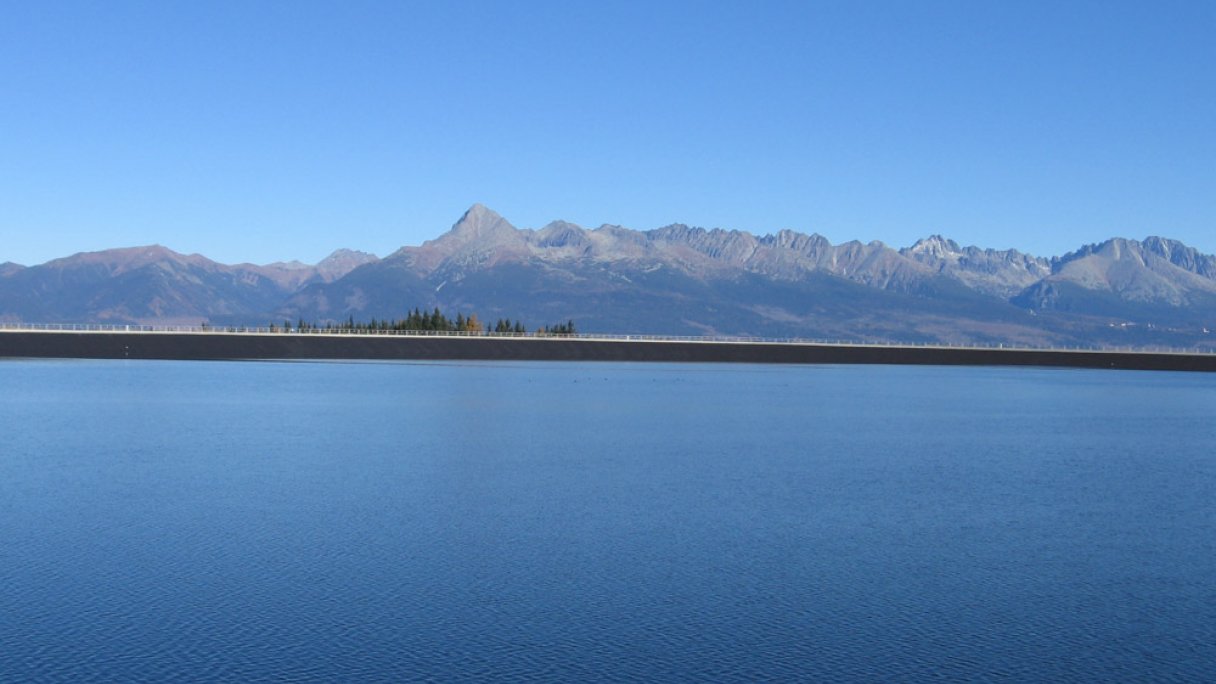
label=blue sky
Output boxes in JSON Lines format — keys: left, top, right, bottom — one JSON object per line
{"left": 2, "top": 0, "right": 1212, "bottom": 265}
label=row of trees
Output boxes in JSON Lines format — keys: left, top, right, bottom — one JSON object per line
{"left": 266, "top": 308, "right": 577, "bottom": 336}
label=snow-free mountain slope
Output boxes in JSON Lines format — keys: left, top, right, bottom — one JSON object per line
{"left": 1, "top": 205, "right": 1212, "bottom": 349}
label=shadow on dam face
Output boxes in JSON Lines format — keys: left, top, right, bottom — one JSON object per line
{"left": 2, "top": 331, "right": 1215, "bottom": 373}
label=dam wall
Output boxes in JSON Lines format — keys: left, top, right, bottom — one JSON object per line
{"left": 2, "top": 330, "right": 1215, "bottom": 372}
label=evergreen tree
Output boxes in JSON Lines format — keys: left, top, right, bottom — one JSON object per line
{"left": 294, "top": 307, "right": 563, "bottom": 338}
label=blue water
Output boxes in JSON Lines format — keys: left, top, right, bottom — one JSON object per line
{"left": 1, "top": 360, "right": 1214, "bottom": 682}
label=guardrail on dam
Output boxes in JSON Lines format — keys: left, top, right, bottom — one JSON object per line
{"left": 2, "top": 324, "right": 1215, "bottom": 372}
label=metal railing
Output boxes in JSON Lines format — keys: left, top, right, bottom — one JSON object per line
{"left": 0, "top": 321, "right": 1212, "bottom": 355}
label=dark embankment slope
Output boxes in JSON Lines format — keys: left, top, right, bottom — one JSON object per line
{"left": 2, "top": 331, "right": 1215, "bottom": 372}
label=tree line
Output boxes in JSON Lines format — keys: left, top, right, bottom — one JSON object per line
{"left": 264, "top": 307, "right": 576, "bottom": 336}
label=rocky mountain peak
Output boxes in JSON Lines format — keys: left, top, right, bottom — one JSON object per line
{"left": 1058, "top": 237, "right": 1158, "bottom": 270}
{"left": 1027, "top": 236, "right": 1216, "bottom": 309}
{"left": 647, "top": 223, "right": 697, "bottom": 242}
{"left": 1142, "top": 236, "right": 1216, "bottom": 279}
{"left": 312, "top": 248, "right": 379, "bottom": 282}
{"left": 900, "top": 236, "right": 1050, "bottom": 298}
{"left": 535, "top": 221, "right": 589, "bottom": 248}
{"left": 448, "top": 203, "right": 515, "bottom": 239}
{"left": 906, "top": 235, "right": 962, "bottom": 259}
{"left": 398, "top": 204, "right": 529, "bottom": 275}
{"left": 765, "top": 230, "right": 831, "bottom": 253}
{"left": 318, "top": 248, "right": 378, "bottom": 269}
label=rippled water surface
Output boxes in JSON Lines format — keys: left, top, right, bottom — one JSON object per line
{"left": 2, "top": 359, "right": 1215, "bottom": 681}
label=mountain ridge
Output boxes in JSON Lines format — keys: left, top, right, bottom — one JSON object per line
{"left": 2, "top": 205, "right": 1213, "bottom": 349}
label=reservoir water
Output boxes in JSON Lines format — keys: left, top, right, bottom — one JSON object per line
{"left": 2, "top": 359, "right": 1214, "bottom": 681}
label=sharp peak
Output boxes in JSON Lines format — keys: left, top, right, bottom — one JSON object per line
{"left": 451, "top": 202, "right": 513, "bottom": 228}
{"left": 912, "top": 234, "right": 956, "bottom": 244}
{"left": 459, "top": 202, "right": 503, "bottom": 221}
{"left": 906, "top": 234, "right": 962, "bottom": 252}
{"left": 426, "top": 203, "right": 523, "bottom": 250}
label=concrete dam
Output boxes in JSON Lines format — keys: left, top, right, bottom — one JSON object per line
{"left": 2, "top": 326, "right": 1215, "bottom": 372}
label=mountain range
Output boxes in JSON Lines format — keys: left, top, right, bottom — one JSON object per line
{"left": 3, "top": 204, "right": 1214, "bottom": 349}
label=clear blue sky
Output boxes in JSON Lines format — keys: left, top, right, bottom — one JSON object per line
{"left": 2, "top": 0, "right": 1212, "bottom": 265}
